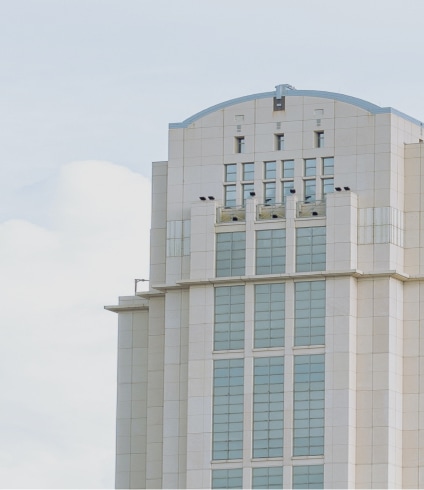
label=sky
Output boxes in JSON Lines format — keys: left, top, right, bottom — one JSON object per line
{"left": 1, "top": 0, "right": 424, "bottom": 487}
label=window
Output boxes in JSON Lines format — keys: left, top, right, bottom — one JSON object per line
{"left": 255, "top": 283, "right": 285, "bottom": 348}
{"left": 295, "top": 281, "right": 325, "bottom": 346}
{"left": 236, "top": 136, "right": 245, "bottom": 153}
{"left": 315, "top": 131, "right": 324, "bottom": 148}
{"left": 225, "top": 164, "right": 237, "bottom": 182}
{"left": 304, "top": 159, "right": 316, "bottom": 177}
{"left": 243, "top": 183, "right": 255, "bottom": 204}
{"left": 322, "top": 178, "right": 334, "bottom": 196}
{"left": 253, "top": 357, "right": 284, "bottom": 458}
{"left": 256, "top": 229, "right": 286, "bottom": 275}
{"left": 293, "top": 465, "right": 324, "bottom": 489}
{"left": 276, "top": 134, "right": 285, "bottom": 151}
{"left": 304, "top": 180, "right": 316, "bottom": 202}
{"left": 282, "top": 160, "right": 294, "bottom": 178}
{"left": 293, "top": 355, "right": 325, "bottom": 457}
{"left": 252, "top": 467, "right": 283, "bottom": 489}
{"left": 296, "top": 227, "right": 326, "bottom": 272}
{"left": 216, "top": 232, "right": 246, "bottom": 277}
{"left": 215, "top": 286, "right": 245, "bottom": 350}
{"left": 264, "top": 161, "right": 276, "bottom": 179}
{"left": 213, "top": 359, "right": 244, "bottom": 460}
{"left": 264, "top": 182, "right": 276, "bottom": 204}
{"left": 242, "top": 162, "right": 254, "bottom": 181}
{"left": 322, "top": 157, "right": 334, "bottom": 175}
{"left": 282, "top": 181, "right": 294, "bottom": 203}
{"left": 225, "top": 185, "right": 236, "bottom": 207}
{"left": 212, "top": 469, "right": 243, "bottom": 489}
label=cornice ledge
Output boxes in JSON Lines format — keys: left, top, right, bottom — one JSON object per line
{"left": 104, "top": 304, "right": 149, "bottom": 313}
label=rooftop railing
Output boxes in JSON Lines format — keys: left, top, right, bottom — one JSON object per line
{"left": 257, "top": 202, "right": 286, "bottom": 220}
{"left": 217, "top": 206, "right": 246, "bottom": 223}
{"left": 297, "top": 199, "right": 326, "bottom": 218}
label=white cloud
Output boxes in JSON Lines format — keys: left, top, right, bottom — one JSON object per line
{"left": 0, "top": 160, "right": 150, "bottom": 488}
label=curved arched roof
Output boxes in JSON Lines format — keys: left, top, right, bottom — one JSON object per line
{"left": 169, "top": 86, "right": 422, "bottom": 129}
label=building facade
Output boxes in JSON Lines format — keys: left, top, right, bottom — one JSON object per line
{"left": 106, "top": 84, "right": 424, "bottom": 488}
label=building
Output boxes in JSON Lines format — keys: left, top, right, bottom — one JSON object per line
{"left": 105, "top": 84, "right": 424, "bottom": 489}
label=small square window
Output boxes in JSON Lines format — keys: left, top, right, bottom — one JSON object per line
{"left": 276, "top": 134, "right": 285, "bottom": 151}
{"left": 236, "top": 137, "right": 245, "bottom": 153}
{"left": 315, "top": 131, "right": 324, "bottom": 148}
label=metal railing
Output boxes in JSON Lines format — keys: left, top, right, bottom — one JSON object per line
{"left": 297, "top": 200, "right": 326, "bottom": 218}
{"left": 217, "top": 206, "right": 246, "bottom": 223}
{"left": 257, "top": 202, "right": 286, "bottom": 220}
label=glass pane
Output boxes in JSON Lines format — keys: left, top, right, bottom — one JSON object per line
{"left": 243, "top": 162, "right": 254, "bottom": 181}
{"left": 276, "top": 134, "right": 285, "bottom": 151}
{"left": 236, "top": 137, "right": 245, "bottom": 153}
{"left": 304, "top": 181, "right": 316, "bottom": 201}
{"left": 243, "top": 183, "right": 255, "bottom": 204}
{"left": 323, "top": 157, "right": 334, "bottom": 175}
{"left": 282, "top": 181, "right": 294, "bottom": 202}
{"left": 304, "top": 159, "right": 316, "bottom": 177}
{"left": 225, "top": 164, "right": 237, "bottom": 182}
{"left": 264, "top": 161, "right": 276, "bottom": 179}
{"left": 225, "top": 185, "right": 236, "bottom": 206}
{"left": 322, "top": 178, "right": 334, "bottom": 195}
{"left": 264, "top": 182, "right": 276, "bottom": 204}
{"left": 213, "top": 359, "right": 244, "bottom": 460}
{"left": 283, "top": 160, "right": 294, "bottom": 178}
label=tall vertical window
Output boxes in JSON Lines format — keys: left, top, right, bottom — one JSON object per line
{"left": 322, "top": 157, "right": 334, "bottom": 175}
{"left": 242, "top": 163, "right": 254, "bottom": 204}
{"left": 282, "top": 181, "right": 294, "bottom": 203}
{"left": 315, "top": 131, "right": 324, "bottom": 148}
{"left": 264, "top": 161, "right": 276, "bottom": 179}
{"left": 236, "top": 136, "right": 245, "bottom": 153}
{"left": 264, "top": 181, "right": 276, "bottom": 204}
{"left": 243, "top": 162, "right": 254, "bottom": 180}
{"left": 322, "top": 157, "right": 334, "bottom": 197}
{"left": 224, "top": 164, "right": 237, "bottom": 206}
{"left": 225, "top": 185, "right": 237, "bottom": 206}
{"left": 304, "top": 180, "right": 316, "bottom": 202}
{"left": 255, "top": 283, "right": 285, "bottom": 348}
{"left": 216, "top": 232, "right": 246, "bottom": 277}
{"left": 293, "top": 465, "right": 324, "bottom": 489}
{"left": 214, "top": 286, "right": 245, "bottom": 350}
{"left": 212, "top": 469, "right": 243, "bottom": 489}
{"left": 213, "top": 359, "right": 244, "bottom": 460}
{"left": 243, "top": 183, "right": 255, "bottom": 204}
{"left": 256, "top": 229, "right": 286, "bottom": 275}
{"left": 282, "top": 160, "right": 295, "bottom": 202}
{"left": 252, "top": 467, "right": 283, "bottom": 489}
{"left": 322, "top": 178, "right": 334, "bottom": 196}
{"left": 264, "top": 161, "right": 277, "bottom": 204}
{"left": 253, "top": 357, "right": 284, "bottom": 458}
{"left": 282, "top": 160, "right": 295, "bottom": 178}
{"left": 296, "top": 227, "right": 326, "bottom": 272}
{"left": 293, "top": 355, "right": 325, "bottom": 457}
{"left": 225, "top": 164, "right": 237, "bottom": 182}
{"left": 295, "top": 281, "right": 325, "bottom": 346}
{"left": 304, "top": 159, "right": 316, "bottom": 177}
{"left": 276, "top": 134, "right": 285, "bottom": 150}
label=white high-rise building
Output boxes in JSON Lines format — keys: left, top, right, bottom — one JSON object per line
{"left": 106, "top": 84, "right": 424, "bottom": 489}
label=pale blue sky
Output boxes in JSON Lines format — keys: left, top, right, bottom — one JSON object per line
{"left": 1, "top": 0, "right": 424, "bottom": 487}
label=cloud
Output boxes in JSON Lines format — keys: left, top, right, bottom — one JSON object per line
{"left": 0, "top": 160, "right": 150, "bottom": 488}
